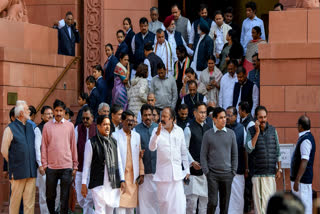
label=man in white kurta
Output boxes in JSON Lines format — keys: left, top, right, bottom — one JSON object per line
{"left": 154, "top": 29, "right": 175, "bottom": 77}
{"left": 149, "top": 107, "right": 190, "bottom": 214}
{"left": 184, "top": 103, "right": 209, "bottom": 214}
{"left": 219, "top": 60, "right": 238, "bottom": 109}
{"left": 112, "top": 110, "right": 145, "bottom": 214}
{"left": 81, "top": 116, "right": 125, "bottom": 214}
{"left": 74, "top": 108, "right": 95, "bottom": 214}
{"left": 34, "top": 106, "right": 60, "bottom": 214}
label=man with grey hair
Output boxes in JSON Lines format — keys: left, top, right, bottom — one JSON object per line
{"left": 98, "top": 102, "right": 110, "bottom": 116}
{"left": 1, "top": 100, "right": 37, "bottom": 214}
{"left": 149, "top": 7, "right": 165, "bottom": 34}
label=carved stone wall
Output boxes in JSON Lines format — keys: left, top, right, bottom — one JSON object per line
{"left": 84, "top": 0, "right": 103, "bottom": 86}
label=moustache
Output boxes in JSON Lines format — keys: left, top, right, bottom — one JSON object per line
{"left": 161, "top": 120, "right": 166, "bottom": 125}
{"left": 128, "top": 123, "right": 133, "bottom": 127}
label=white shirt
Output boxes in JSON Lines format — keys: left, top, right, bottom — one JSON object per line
{"left": 74, "top": 125, "right": 90, "bottom": 143}
{"left": 298, "top": 130, "right": 312, "bottom": 160}
{"left": 154, "top": 40, "right": 174, "bottom": 73}
{"left": 166, "top": 30, "right": 194, "bottom": 56}
{"left": 219, "top": 73, "right": 238, "bottom": 109}
{"left": 235, "top": 82, "right": 260, "bottom": 119}
{"left": 67, "top": 25, "right": 72, "bottom": 38}
{"left": 240, "top": 16, "right": 266, "bottom": 54}
{"left": 34, "top": 127, "right": 42, "bottom": 167}
{"left": 214, "top": 25, "right": 224, "bottom": 55}
{"left": 149, "top": 124, "right": 190, "bottom": 182}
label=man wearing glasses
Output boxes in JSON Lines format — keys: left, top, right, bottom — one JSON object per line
{"left": 74, "top": 106, "right": 96, "bottom": 213}
{"left": 184, "top": 102, "right": 210, "bottom": 214}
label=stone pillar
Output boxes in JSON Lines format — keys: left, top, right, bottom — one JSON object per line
{"left": 259, "top": 8, "right": 320, "bottom": 191}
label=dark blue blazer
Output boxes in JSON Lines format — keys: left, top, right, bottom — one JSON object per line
{"left": 104, "top": 55, "right": 118, "bottom": 105}
{"left": 96, "top": 77, "right": 107, "bottom": 103}
{"left": 58, "top": 25, "right": 81, "bottom": 56}
{"left": 88, "top": 87, "right": 101, "bottom": 119}
{"left": 193, "top": 34, "right": 213, "bottom": 71}
{"left": 115, "top": 42, "right": 129, "bottom": 60}
{"left": 124, "top": 29, "right": 135, "bottom": 62}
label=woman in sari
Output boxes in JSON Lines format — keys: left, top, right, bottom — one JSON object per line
{"left": 200, "top": 55, "right": 223, "bottom": 106}
{"left": 243, "top": 26, "right": 266, "bottom": 74}
{"left": 219, "top": 29, "right": 244, "bottom": 74}
{"left": 112, "top": 53, "right": 130, "bottom": 110}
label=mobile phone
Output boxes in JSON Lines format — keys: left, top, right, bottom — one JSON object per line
{"left": 183, "top": 177, "right": 190, "bottom": 185}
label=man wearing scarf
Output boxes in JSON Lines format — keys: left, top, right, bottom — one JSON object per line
{"left": 153, "top": 28, "right": 175, "bottom": 77}
{"left": 190, "top": 17, "right": 214, "bottom": 77}
{"left": 163, "top": 15, "right": 193, "bottom": 59}
{"left": 74, "top": 106, "right": 96, "bottom": 213}
{"left": 81, "top": 115, "right": 125, "bottom": 213}
{"left": 113, "top": 110, "right": 145, "bottom": 214}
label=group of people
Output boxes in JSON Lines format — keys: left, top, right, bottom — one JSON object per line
{"left": 1, "top": 1, "right": 316, "bottom": 214}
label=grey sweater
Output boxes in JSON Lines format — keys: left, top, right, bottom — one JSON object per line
{"left": 200, "top": 127, "right": 238, "bottom": 176}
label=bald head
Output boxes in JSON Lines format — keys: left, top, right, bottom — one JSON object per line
{"left": 147, "top": 93, "right": 156, "bottom": 106}
{"left": 298, "top": 115, "right": 311, "bottom": 131}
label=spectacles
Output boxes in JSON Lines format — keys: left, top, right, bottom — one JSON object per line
{"left": 44, "top": 113, "right": 53, "bottom": 116}
{"left": 125, "top": 119, "right": 135, "bottom": 123}
{"left": 82, "top": 117, "right": 90, "bottom": 121}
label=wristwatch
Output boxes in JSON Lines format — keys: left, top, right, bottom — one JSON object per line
{"left": 278, "top": 169, "right": 283, "bottom": 173}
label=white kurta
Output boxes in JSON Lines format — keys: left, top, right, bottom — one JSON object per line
{"left": 154, "top": 40, "right": 174, "bottom": 76}
{"left": 82, "top": 140, "right": 125, "bottom": 212}
{"left": 190, "top": 34, "right": 205, "bottom": 77}
{"left": 138, "top": 174, "right": 160, "bottom": 214}
{"left": 166, "top": 30, "right": 194, "bottom": 57}
{"left": 228, "top": 174, "right": 245, "bottom": 214}
{"left": 218, "top": 73, "right": 238, "bottom": 109}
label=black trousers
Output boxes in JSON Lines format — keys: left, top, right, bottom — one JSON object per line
{"left": 206, "top": 171, "right": 234, "bottom": 214}
{"left": 46, "top": 168, "right": 73, "bottom": 214}
{"left": 244, "top": 174, "right": 253, "bottom": 212}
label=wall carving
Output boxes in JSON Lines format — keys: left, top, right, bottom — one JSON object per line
{"left": 0, "top": 0, "right": 28, "bottom": 22}
{"left": 84, "top": 0, "right": 103, "bottom": 81}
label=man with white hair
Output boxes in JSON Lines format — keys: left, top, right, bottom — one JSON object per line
{"left": 1, "top": 100, "right": 37, "bottom": 214}
{"left": 98, "top": 102, "right": 110, "bottom": 116}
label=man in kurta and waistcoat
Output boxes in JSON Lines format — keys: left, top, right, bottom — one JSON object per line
{"left": 74, "top": 106, "right": 96, "bottom": 213}
{"left": 245, "top": 106, "right": 281, "bottom": 214}
{"left": 149, "top": 7, "right": 165, "bottom": 34}
{"left": 171, "top": 4, "right": 192, "bottom": 47}
{"left": 1, "top": 100, "right": 37, "bottom": 214}
{"left": 81, "top": 115, "right": 125, "bottom": 213}
{"left": 226, "top": 106, "right": 248, "bottom": 214}
{"left": 290, "top": 116, "right": 315, "bottom": 214}
{"left": 149, "top": 107, "right": 190, "bottom": 214}
{"left": 184, "top": 102, "right": 210, "bottom": 214}
{"left": 135, "top": 104, "right": 159, "bottom": 213}
{"left": 113, "top": 110, "right": 145, "bottom": 214}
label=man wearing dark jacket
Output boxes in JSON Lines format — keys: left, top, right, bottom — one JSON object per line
{"left": 58, "top": 11, "right": 81, "bottom": 56}
{"left": 245, "top": 106, "right": 281, "bottom": 214}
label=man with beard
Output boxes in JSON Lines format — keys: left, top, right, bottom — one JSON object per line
{"left": 113, "top": 110, "right": 145, "bottom": 214}
{"left": 41, "top": 99, "right": 78, "bottom": 214}
{"left": 245, "top": 106, "right": 281, "bottom": 214}
{"left": 35, "top": 106, "right": 61, "bottom": 214}
{"left": 1, "top": 100, "right": 37, "bottom": 214}
{"left": 135, "top": 104, "right": 159, "bottom": 213}
{"left": 81, "top": 115, "right": 125, "bottom": 213}
{"left": 176, "top": 104, "right": 189, "bottom": 130}
{"left": 226, "top": 106, "right": 248, "bottom": 214}
{"left": 184, "top": 102, "right": 210, "bottom": 214}
{"left": 74, "top": 107, "right": 96, "bottom": 213}
{"left": 149, "top": 107, "right": 190, "bottom": 213}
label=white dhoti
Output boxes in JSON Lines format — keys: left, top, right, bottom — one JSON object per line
{"left": 156, "top": 180, "right": 186, "bottom": 214}
{"left": 252, "top": 176, "right": 276, "bottom": 214}
{"left": 36, "top": 169, "right": 60, "bottom": 214}
{"left": 75, "top": 171, "right": 95, "bottom": 214}
{"left": 184, "top": 174, "right": 208, "bottom": 214}
{"left": 91, "top": 165, "right": 121, "bottom": 214}
{"left": 228, "top": 174, "right": 245, "bottom": 214}
{"left": 291, "top": 181, "right": 312, "bottom": 214}
{"left": 116, "top": 208, "right": 134, "bottom": 214}
{"left": 138, "top": 174, "right": 159, "bottom": 214}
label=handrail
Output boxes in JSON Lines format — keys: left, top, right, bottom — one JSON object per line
{"left": 36, "top": 56, "right": 81, "bottom": 113}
